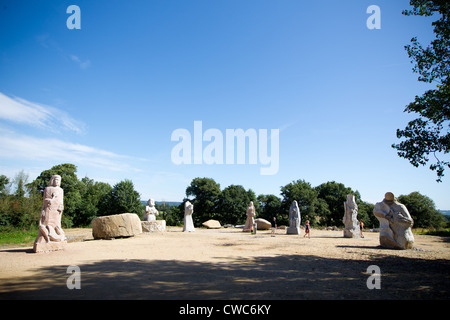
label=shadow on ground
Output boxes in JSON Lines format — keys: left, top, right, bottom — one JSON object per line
{"left": 1, "top": 254, "right": 449, "bottom": 300}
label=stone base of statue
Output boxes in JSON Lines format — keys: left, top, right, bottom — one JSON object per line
{"left": 286, "top": 226, "right": 300, "bottom": 235}
{"left": 33, "top": 240, "right": 67, "bottom": 253}
{"left": 142, "top": 220, "right": 166, "bottom": 232}
{"left": 343, "top": 227, "right": 360, "bottom": 238}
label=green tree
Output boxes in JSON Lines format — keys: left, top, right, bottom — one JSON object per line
{"left": 313, "top": 198, "right": 331, "bottom": 227}
{"left": 398, "top": 191, "right": 445, "bottom": 228}
{"left": 75, "top": 177, "right": 112, "bottom": 226}
{"left": 217, "top": 185, "right": 258, "bottom": 225}
{"left": 0, "top": 175, "right": 9, "bottom": 195}
{"left": 357, "top": 201, "right": 377, "bottom": 229}
{"left": 103, "top": 179, "right": 143, "bottom": 216}
{"left": 392, "top": 0, "right": 450, "bottom": 182}
{"left": 185, "top": 177, "right": 222, "bottom": 224}
{"left": 28, "top": 163, "right": 82, "bottom": 228}
{"left": 257, "top": 194, "right": 282, "bottom": 223}
{"left": 12, "top": 171, "right": 32, "bottom": 226}
{"left": 157, "top": 202, "right": 183, "bottom": 226}
{"left": 280, "top": 179, "right": 327, "bottom": 226}
{"left": 315, "top": 181, "right": 361, "bottom": 227}
{"left": 13, "top": 171, "right": 28, "bottom": 200}
{"left": 0, "top": 171, "right": 41, "bottom": 229}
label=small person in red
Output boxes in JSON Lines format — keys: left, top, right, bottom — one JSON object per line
{"left": 304, "top": 220, "right": 310, "bottom": 238}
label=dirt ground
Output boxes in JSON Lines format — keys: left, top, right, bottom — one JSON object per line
{"left": 0, "top": 227, "right": 449, "bottom": 300}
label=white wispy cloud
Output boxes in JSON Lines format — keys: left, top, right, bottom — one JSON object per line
{"left": 70, "top": 54, "right": 91, "bottom": 70}
{"left": 0, "top": 92, "right": 145, "bottom": 173}
{"left": 0, "top": 131, "right": 144, "bottom": 173}
{"left": 36, "top": 34, "right": 91, "bottom": 70}
{"left": 279, "top": 120, "right": 299, "bottom": 132}
{"left": 0, "top": 92, "right": 85, "bottom": 134}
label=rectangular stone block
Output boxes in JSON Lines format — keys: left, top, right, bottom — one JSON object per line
{"left": 141, "top": 220, "right": 166, "bottom": 232}
{"left": 33, "top": 241, "right": 67, "bottom": 253}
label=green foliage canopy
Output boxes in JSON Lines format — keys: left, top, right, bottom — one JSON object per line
{"left": 257, "top": 194, "right": 282, "bottom": 223}
{"left": 315, "top": 181, "right": 360, "bottom": 226}
{"left": 0, "top": 164, "right": 446, "bottom": 231}
{"left": 185, "top": 177, "right": 222, "bottom": 224}
{"left": 280, "top": 179, "right": 328, "bottom": 226}
{"left": 27, "top": 163, "right": 81, "bottom": 227}
{"left": 218, "top": 184, "right": 258, "bottom": 225}
{"left": 393, "top": 0, "right": 450, "bottom": 181}
{"left": 398, "top": 191, "right": 446, "bottom": 228}
{"left": 102, "top": 179, "right": 143, "bottom": 217}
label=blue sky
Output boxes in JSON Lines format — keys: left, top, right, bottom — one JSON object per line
{"left": 1, "top": 0, "right": 449, "bottom": 209}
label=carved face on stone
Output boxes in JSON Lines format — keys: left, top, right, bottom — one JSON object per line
{"left": 49, "top": 175, "right": 61, "bottom": 187}
{"left": 147, "top": 198, "right": 155, "bottom": 206}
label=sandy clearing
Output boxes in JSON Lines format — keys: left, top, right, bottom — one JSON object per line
{"left": 0, "top": 227, "right": 449, "bottom": 299}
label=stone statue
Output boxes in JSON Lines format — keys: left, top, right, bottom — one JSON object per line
{"left": 183, "top": 201, "right": 195, "bottom": 232}
{"left": 243, "top": 201, "right": 256, "bottom": 232}
{"left": 373, "top": 192, "right": 414, "bottom": 249}
{"left": 33, "top": 175, "right": 67, "bottom": 252}
{"left": 144, "top": 198, "right": 159, "bottom": 221}
{"left": 343, "top": 194, "right": 360, "bottom": 238}
{"left": 287, "top": 200, "right": 301, "bottom": 235}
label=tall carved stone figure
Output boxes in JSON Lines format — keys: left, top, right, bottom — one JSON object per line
{"left": 183, "top": 201, "right": 195, "bottom": 232}
{"left": 144, "top": 198, "right": 159, "bottom": 221}
{"left": 243, "top": 201, "right": 256, "bottom": 232}
{"left": 343, "top": 194, "right": 360, "bottom": 238}
{"left": 33, "top": 175, "right": 67, "bottom": 252}
{"left": 373, "top": 192, "right": 414, "bottom": 249}
{"left": 287, "top": 200, "right": 301, "bottom": 235}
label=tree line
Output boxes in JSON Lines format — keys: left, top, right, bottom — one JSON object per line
{"left": 0, "top": 163, "right": 446, "bottom": 231}
{"left": 179, "top": 178, "right": 445, "bottom": 229}
{"left": 0, "top": 164, "right": 142, "bottom": 229}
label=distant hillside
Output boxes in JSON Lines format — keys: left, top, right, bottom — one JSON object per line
{"left": 141, "top": 200, "right": 182, "bottom": 207}
{"left": 440, "top": 210, "right": 450, "bottom": 221}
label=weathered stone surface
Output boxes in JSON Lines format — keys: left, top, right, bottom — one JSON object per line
{"left": 92, "top": 213, "right": 142, "bottom": 239}
{"left": 202, "top": 219, "right": 221, "bottom": 229}
{"left": 373, "top": 192, "right": 414, "bottom": 249}
{"left": 255, "top": 218, "right": 271, "bottom": 230}
{"left": 33, "top": 175, "right": 67, "bottom": 253}
{"left": 287, "top": 200, "right": 301, "bottom": 235}
{"left": 33, "top": 240, "right": 67, "bottom": 253}
{"left": 144, "top": 198, "right": 159, "bottom": 221}
{"left": 243, "top": 201, "right": 256, "bottom": 232}
{"left": 343, "top": 194, "right": 360, "bottom": 238}
{"left": 183, "top": 201, "right": 195, "bottom": 232}
{"left": 141, "top": 220, "right": 166, "bottom": 232}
